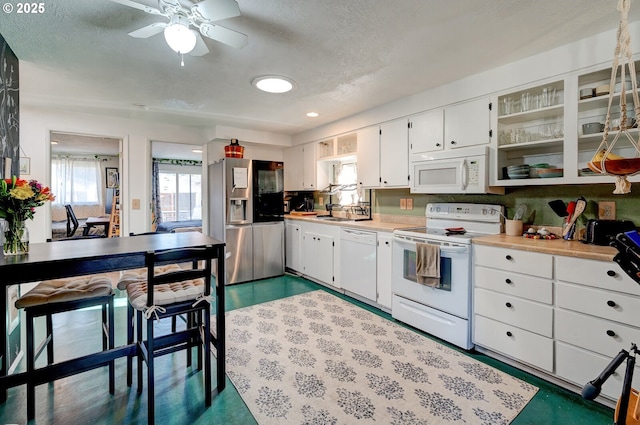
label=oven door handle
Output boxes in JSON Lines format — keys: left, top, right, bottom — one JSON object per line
{"left": 439, "top": 246, "right": 469, "bottom": 254}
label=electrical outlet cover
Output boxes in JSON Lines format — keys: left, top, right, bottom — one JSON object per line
{"left": 598, "top": 201, "right": 616, "bottom": 220}
{"left": 406, "top": 198, "right": 413, "bottom": 210}
{"left": 400, "top": 198, "right": 407, "bottom": 210}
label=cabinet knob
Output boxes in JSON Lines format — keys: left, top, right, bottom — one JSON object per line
{"left": 505, "top": 255, "right": 513, "bottom": 260}
{"left": 383, "top": 181, "right": 388, "bottom": 184}
{"left": 606, "top": 330, "right": 616, "bottom": 337}
{"left": 359, "top": 182, "right": 363, "bottom": 185}
{"left": 505, "top": 278, "right": 512, "bottom": 284}
{"left": 436, "top": 143, "right": 441, "bottom": 147}
{"left": 450, "top": 140, "right": 457, "bottom": 145}
{"left": 506, "top": 331, "right": 513, "bottom": 337}
{"left": 607, "top": 300, "right": 617, "bottom": 307}
{"left": 385, "top": 241, "right": 390, "bottom": 245}
{"left": 607, "top": 270, "right": 617, "bottom": 277}
{"left": 505, "top": 302, "right": 513, "bottom": 308}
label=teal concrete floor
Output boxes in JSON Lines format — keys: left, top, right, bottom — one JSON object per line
{"left": 1, "top": 274, "right": 614, "bottom": 424}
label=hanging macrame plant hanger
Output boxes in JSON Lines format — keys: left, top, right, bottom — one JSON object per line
{"left": 587, "top": 0, "right": 640, "bottom": 194}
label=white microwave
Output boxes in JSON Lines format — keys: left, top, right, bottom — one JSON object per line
{"left": 410, "top": 146, "right": 503, "bottom": 194}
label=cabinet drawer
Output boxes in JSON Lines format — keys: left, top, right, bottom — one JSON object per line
{"left": 556, "top": 342, "right": 640, "bottom": 401}
{"left": 474, "top": 266, "right": 553, "bottom": 304}
{"left": 556, "top": 281, "right": 640, "bottom": 325}
{"left": 556, "top": 256, "right": 640, "bottom": 296}
{"left": 474, "top": 288, "right": 553, "bottom": 337}
{"left": 556, "top": 308, "right": 640, "bottom": 358}
{"left": 474, "top": 315, "right": 553, "bottom": 372}
{"left": 473, "top": 245, "right": 552, "bottom": 278}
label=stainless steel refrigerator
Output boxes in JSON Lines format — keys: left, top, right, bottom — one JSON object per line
{"left": 208, "top": 158, "right": 284, "bottom": 285}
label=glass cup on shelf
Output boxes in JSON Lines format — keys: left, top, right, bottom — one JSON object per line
{"left": 541, "top": 88, "right": 549, "bottom": 108}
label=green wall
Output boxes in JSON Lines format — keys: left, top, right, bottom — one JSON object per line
{"left": 373, "top": 184, "right": 640, "bottom": 228}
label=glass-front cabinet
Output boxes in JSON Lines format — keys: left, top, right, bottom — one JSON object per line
{"left": 495, "top": 80, "right": 565, "bottom": 186}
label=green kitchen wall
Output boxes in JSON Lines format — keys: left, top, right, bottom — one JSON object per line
{"left": 372, "top": 184, "right": 640, "bottom": 229}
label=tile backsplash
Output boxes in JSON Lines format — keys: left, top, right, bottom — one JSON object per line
{"left": 373, "top": 185, "right": 640, "bottom": 229}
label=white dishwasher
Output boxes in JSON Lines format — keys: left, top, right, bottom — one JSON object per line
{"left": 340, "top": 228, "right": 377, "bottom": 301}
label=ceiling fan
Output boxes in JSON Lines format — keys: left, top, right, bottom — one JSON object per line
{"left": 109, "top": 0, "right": 248, "bottom": 63}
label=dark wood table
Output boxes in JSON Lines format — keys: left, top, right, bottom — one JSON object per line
{"left": 0, "top": 231, "right": 226, "bottom": 402}
{"left": 83, "top": 216, "right": 111, "bottom": 236}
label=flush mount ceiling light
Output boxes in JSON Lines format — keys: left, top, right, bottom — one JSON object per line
{"left": 306, "top": 112, "right": 319, "bottom": 117}
{"left": 192, "top": 148, "right": 203, "bottom": 153}
{"left": 252, "top": 76, "right": 296, "bottom": 93}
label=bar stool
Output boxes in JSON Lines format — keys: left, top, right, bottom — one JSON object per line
{"left": 15, "top": 275, "right": 115, "bottom": 420}
{"left": 117, "top": 246, "right": 214, "bottom": 425}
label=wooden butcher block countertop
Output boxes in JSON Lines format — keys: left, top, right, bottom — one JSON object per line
{"left": 473, "top": 234, "right": 618, "bottom": 262}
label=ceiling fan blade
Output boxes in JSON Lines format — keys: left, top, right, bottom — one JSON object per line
{"left": 190, "top": 32, "right": 210, "bottom": 56}
{"left": 200, "top": 23, "right": 247, "bottom": 48}
{"left": 128, "top": 22, "right": 167, "bottom": 38}
{"left": 108, "top": 0, "right": 164, "bottom": 16}
{"left": 191, "top": 0, "right": 241, "bottom": 22}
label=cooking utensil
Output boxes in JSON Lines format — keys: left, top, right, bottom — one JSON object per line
{"left": 548, "top": 200, "right": 567, "bottom": 217}
{"left": 513, "top": 204, "right": 527, "bottom": 221}
{"left": 563, "top": 197, "right": 587, "bottom": 239}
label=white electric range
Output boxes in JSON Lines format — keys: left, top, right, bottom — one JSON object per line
{"left": 392, "top": 203, "right": 503, "bottom": 349}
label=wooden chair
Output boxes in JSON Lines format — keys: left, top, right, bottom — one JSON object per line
{"left": 14, "top": 275, "right": 115, "bottom": 420}
{"left": 117, "top": 246, "right": 215, "bottom": 425}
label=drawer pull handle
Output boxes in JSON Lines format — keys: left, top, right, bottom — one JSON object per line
{"left": 606, "top": 330, "right": 616, "bottom": 337}
{"left": 505, "top": 278, "right": 512, "bottom": 284}
{"left": 505, "top": 302, "right": 513, "bottom": 308}
{"left": 607, "top": 300, "right": 617, "bottom": 307}
{"left": 505, "top": 255, "right": 513, "bottom": 260}
{"left": 607, "top": 270, "right": 617, "bottom": 277}
{"left": 506, "top": 331, "right": 513, "bottom": 337}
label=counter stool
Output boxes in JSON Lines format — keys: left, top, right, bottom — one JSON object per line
{"left": 116, "top": 263, "right": 184, "bottom": 386}
{"left": 15, "top": 275, "right": 115, "bottom": 420}
{"left": 116, "top": 246, "right": 214, "bottom": 425}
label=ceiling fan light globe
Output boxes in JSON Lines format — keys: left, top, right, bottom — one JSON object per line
{"left": 164, "top": 21, "right": 197, "bottom": 54}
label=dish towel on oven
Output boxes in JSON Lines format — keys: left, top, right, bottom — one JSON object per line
{"left": 416, "top": 242, "right": 441, "bottom": 288}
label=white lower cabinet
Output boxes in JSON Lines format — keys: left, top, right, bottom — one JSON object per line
{"left": 302, "top": 230, "right": 334, "bottom": 285}
{"left": 474, "top": 243, "right": 640, "bottom": 404}
{"left": 376, "top": 232, "right": 393, "bottom": 309}
{"left": 285, "top": 221, "right": 302, "bottom": 272}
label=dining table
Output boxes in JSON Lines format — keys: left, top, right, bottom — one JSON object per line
{"left": 0, "top": 231, "right": 226, "bottom": 402}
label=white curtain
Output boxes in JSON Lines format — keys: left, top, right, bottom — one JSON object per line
{"left": 52, "top": 157, "right": 103, "bottom": 206}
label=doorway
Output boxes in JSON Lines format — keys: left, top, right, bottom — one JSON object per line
{"left": 50, "top": 132, "right": 121, "bottom": 240}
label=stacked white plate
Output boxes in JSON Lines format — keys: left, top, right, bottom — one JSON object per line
{"left": 507, "top": 164, "right": 530, "bottom": 179}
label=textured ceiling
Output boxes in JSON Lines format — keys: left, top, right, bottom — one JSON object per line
{"left": 1, "top": 0, "right": 639, "bottom": 137}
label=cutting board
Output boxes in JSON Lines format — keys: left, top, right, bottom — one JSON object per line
{"left": 290, "top": 211, "right": 318, "bottom": 216}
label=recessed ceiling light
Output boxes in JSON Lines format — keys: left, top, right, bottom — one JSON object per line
{"left": 252, "top": 76, "right": 296, "bottom": 93}
{"left": 192, "top": 148, "right": 203, "bottom": 153}
{"left": 306, "top": 112, "right": 319, "bottom": 117}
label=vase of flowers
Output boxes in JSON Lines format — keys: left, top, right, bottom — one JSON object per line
{"left": 0, "top": 176, "right": 55, "bottom": 255}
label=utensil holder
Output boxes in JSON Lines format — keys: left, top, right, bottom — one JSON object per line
{"left": 505, "top": 219, "right": 523, "bottom": 236}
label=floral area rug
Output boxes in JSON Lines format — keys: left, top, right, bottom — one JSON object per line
{"left": 222, "top": 290, "right": 538, "bottom": 425}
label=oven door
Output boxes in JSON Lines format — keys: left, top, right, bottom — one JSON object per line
{"left": 392, "top": 234, "right": 471, "bottom": 319}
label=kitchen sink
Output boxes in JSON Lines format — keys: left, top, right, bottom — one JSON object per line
{"left": 315, "top": 216, "right": 354, "bottom": 222}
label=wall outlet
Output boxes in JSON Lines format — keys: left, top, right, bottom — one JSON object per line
{"left": 319, "top": 196, "right": 324, "bottom": 205}
{"left": 400, "top": 198, "right": 407, "bottom": 210}
{"left": 598, "top": 201, "right": 616, "bottom": 220}
{"left": 406, "top": 197, "right": 413, "bottom": 210}
{"left": 132, "top": 198, "right": 140, "bottom": 210}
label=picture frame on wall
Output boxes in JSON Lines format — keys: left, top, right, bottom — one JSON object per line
{"left": 106, "top": 167, "right": 119, "bottom": 188}
{"left": 19, "top": 157, "right": 30, "bottom": 175}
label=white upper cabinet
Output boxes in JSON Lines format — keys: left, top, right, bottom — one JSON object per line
{"left": 380, "top": 119, "right": 409, "bottom": 187}
{"left": 409, "top": 109, "right": 444, "bottom": 154}
{"left": 303, "top": 143, "right": 319, "bottom": 190}
{"left": 357, "top": 125, "right": 381, "bottom": 188}
{"left": 444, "top": 97, "right": 492, "bottom": 149}
{"left": 284, "top": 144, "right": 305, "bottom": 191}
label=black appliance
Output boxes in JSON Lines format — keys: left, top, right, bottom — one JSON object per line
{"left": 584, "top": 219, "right": 636, "bottom": 245}
{"left": 252, "top": 160, "right": 284, "bottom": 222}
